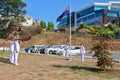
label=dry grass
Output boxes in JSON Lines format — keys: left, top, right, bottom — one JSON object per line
{"left": 1, "top": 31, "right": 120, "bottom": 51}
{"left": 0, "top": 51, "right": 120, "bottom": 80}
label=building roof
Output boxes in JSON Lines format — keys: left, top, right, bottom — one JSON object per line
{"left": 76, "top": 1, "right": 120, "bottom": 13}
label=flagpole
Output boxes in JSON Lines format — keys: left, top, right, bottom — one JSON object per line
{"left": 69, "top": 4, "right": 71, "bottom": 47}
{"left": 69, "top": 4, "right": 72, "bottom": 60}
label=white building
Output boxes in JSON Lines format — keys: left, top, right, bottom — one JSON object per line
{"left": 0, "top": 15, "right": 33, "bottom": 28}
{"left": 21, "top": 16, "right": 33, "bottom": 26}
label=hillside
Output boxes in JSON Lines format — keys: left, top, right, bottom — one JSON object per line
{"left": 1, "top": 31, "right": 120, "bottom": 50}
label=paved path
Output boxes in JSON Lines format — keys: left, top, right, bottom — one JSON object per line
{"left": 85, "top": 52, "right": 120, "bottom": 62}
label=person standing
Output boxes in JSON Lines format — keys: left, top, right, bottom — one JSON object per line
{"left": 80, "top": 44, "right": 86, "bottom": 62}
{"left": 65, "top": 44, "right": 70, "bottom": 60}
{"left": 9, "top": 37, "right": 15, "bottom": 64}
{"left": 13, "top": 38, "right": 20, "bottom": 65}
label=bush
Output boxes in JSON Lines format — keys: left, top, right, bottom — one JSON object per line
{"left": 92, "top": 40, "right": 114, "bottom": 70}
{"left": 85, "top": 26, "right": 115, "bottom": 70}
{"left": 27, "top": 26, "right": 42, "bottom": 35}
{"left": 20, "top": 31, "right": 32, "bottom": 41}
{"left": 0, "top": 29, "right": 7, "bottom": 39}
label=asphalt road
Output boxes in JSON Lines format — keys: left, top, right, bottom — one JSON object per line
{"left": 85, "top": 52, "right": 120, "bottom": 62}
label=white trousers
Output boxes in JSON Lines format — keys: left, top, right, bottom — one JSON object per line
{"left": 9, "top": 51, "right": 19, "bottom": 65}
{"left": 9, "top": 50, "right": 14, "bottom": 63}
{"left": 65, "top": 50, "right": 69, "bottom": 60}
{"left": 13, "top": 52, "right": 19, "bottom": 65}
{"left": 81, "top": 54, "right": 84, "bottom": 62}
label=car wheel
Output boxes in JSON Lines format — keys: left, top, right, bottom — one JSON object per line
{"left": 59, "top": 51, "right": 63, "bottom": 55}
{"left": 49, "top": 50, "right": 53, "bottom": 54}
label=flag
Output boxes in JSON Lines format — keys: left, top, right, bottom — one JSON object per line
{"left": 56, "top": 6, "right": 70, "bottom": 22}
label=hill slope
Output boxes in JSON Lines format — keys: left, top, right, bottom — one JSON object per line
{"left": 1, "top": 31, "right": 120, "bottom": 50}
{"left": 19, "top": 31, "right": 120, "bottom": 50}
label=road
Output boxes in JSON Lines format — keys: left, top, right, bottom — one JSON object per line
{"left": 85, "top": 52, "right": 120, "bottom": 62}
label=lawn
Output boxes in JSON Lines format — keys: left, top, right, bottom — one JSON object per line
{"left": 0, "top": 51, "right": 120, "bottom": 80}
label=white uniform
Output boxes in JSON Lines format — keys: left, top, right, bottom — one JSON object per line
{"left": 65, "top": 45, "right": 70, "bottom": 60}
{"left": 9, "top": 41, "right": 14, "bottom": 63}
{"left": 80, "top": 45, "right": 86, "bottom": 62}
{"left": 13, "top": 40, "right": 20, "bottom": 65}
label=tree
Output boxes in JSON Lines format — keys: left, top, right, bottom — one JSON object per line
{"left": 0, "top": 0, "right": 26, "bottom": 39}
{"left": 86, "top": 26, "right": 115, "bottom": 70}
{"left": 40, "top": 20, "right": 46, "bottom": 29}
{"left": 0, "top": 0, "right": 26, "bottom": 28}
{"left": 47, "top": 22, "right": 54, "bottom": 31}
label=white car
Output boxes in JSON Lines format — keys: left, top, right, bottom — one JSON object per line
{"left": 44, "top": 45, "right": 65, "bottom": 55}
{"left": 56, "top": 46, "right": 80, "bottom": 56}
{"left": 70, "top": 46, "right": 80, "bottom": 56}
{"left": 0, "top": 46, "right": 3, "bottom": 50}
{"left": 55, "top": 46, "right": 66, "bottom": 56}
{"left": 44, "top": 45, "right": 56, "bottom": 54}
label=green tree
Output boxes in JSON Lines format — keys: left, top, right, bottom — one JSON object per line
{"left": 86, "top": 26, "right": 115, "bottom": 70}
{"left": 0, "top": 0, "right": 26, "bottom": 39}
{"left": 0, "top": 0, "right": 26, "bottom": 28}
{"left": 108, "top": 23, "right": 120, "bottom": 37}
{"left": 40, "top": 20, "right": 46, "bottom": 29}
{"left": 47, "top": 22, "right": 54, "bottom": 31}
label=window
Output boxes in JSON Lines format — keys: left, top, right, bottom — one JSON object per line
{"left": 77, "top": 7, "right": 94, "bottom": 18}
{"left": 74, "top": 47, "right": 80, "bottom": 49}
{"left": 95, "top": 10, "right": 103, "bottom": 17}
{"left": 87, "top": 14, "right": 95, "bottom": 20}
{"left": 77, "top": 19, "right": 81, "bottom": 23}
{"left": 81, "top": 17, "right": 87, "bottom": 21}
{"left": 107, "top": 13, "right": 117, "bottom": 17}
{"left": 27, "top": 17, "right": 31, "bottom": 20}
{"left": 95, "top": 6, "right": 108, "bottom": 11}
{"left": 60, "top": 17, "right": 68, "bottom": 25}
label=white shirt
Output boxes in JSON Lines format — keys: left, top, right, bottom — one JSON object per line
{"left": 9, "top": 41, "right": 14, "bottom": 51}
{"left": 80, "top": 45, "right": 86, "bottom": 54}
{"left": 14, "top": 40, "right": 20, "bottom": 53}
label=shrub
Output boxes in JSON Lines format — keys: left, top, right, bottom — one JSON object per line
{"left": 20, "top": 31, "right": 32, "bottom": 41}
{"left": 86, "top": 26, "right": 115, "bottom": 70}
{"left": 27, "top": 26, "right": 42, "bottom": 35}
{"left": 92, "top": 40, "right": 114, "bottom": 70}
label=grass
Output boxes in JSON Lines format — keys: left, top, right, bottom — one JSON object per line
{"left": 53, "top": 59, "right": 120, "bottom": 80}
{"left": 53, "top": 64, "right": 120, "bottom": 79}
{"left": 0, "top": 51, "right": 120, "bottom": 80}
{"left": 69, "top": 66, "right": 120, "bottom": 79}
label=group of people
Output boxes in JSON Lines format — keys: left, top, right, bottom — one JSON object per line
{"left": 65, "top": 44, "right": 86, "bottom": 62}
{"left": 8, "top": 37, "right": 85, "bottom": 65}
{"left": 9, "top": 37, "right": 20, "bottom": 65}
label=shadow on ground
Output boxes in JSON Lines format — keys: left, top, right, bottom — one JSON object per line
{"left": 52, "top": 65, "right": 98, "bottom": 73}
{"left": 0, "top": 57, "right": 10, "bottom": 64}
{"left": 53, "top": 64, "right": 120, "bottom": 75}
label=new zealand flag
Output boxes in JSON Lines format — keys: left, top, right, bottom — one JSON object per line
{"left": 56, "top": 6, "right": 70, "bottom": 22}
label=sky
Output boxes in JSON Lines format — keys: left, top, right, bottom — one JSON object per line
{"left": 22, "top": 0, "right": 120, "bottom": 29}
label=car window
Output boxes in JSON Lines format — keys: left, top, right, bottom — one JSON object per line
{"left": 74, "top": 47, "right": 80, "bottom": 49}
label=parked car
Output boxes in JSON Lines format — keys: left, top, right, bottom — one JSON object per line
{"left": 39, "top": 46, "right": 50, "bottom": 54}
{"left": 25, "top": 45, "right": 44, "bottom": 53}
{"left": 44, "top": 45, "right": 64, "bottom": 55}
{"left": 70, "top": 46, "right": 80, "bottom": 56}
{"left": 56, "top": 46, "right": 80, "bottom": 56}
{"left": 55, "top": 46, "right": 66, "bottom": 56}
{"left": 44, "top": 45, "right": 56, "bottom": 54}
{"left": 25, "top": 46, "right": 33, "bottom": 53}
{"left": 0, "top": 45, "right": 3, "bottom": 50}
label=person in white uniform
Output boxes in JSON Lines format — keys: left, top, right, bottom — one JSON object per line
{"left": 80, "top": 44, "right": 86, "bottom": 62}
{"left": 65, "top": 44, "right": 70, "bottom": 60}
{"left": 13, "top": 38, "right": 20, "bottom": 65}
{"left": 9, "top": 37, "right": 15, "bottom": 64}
